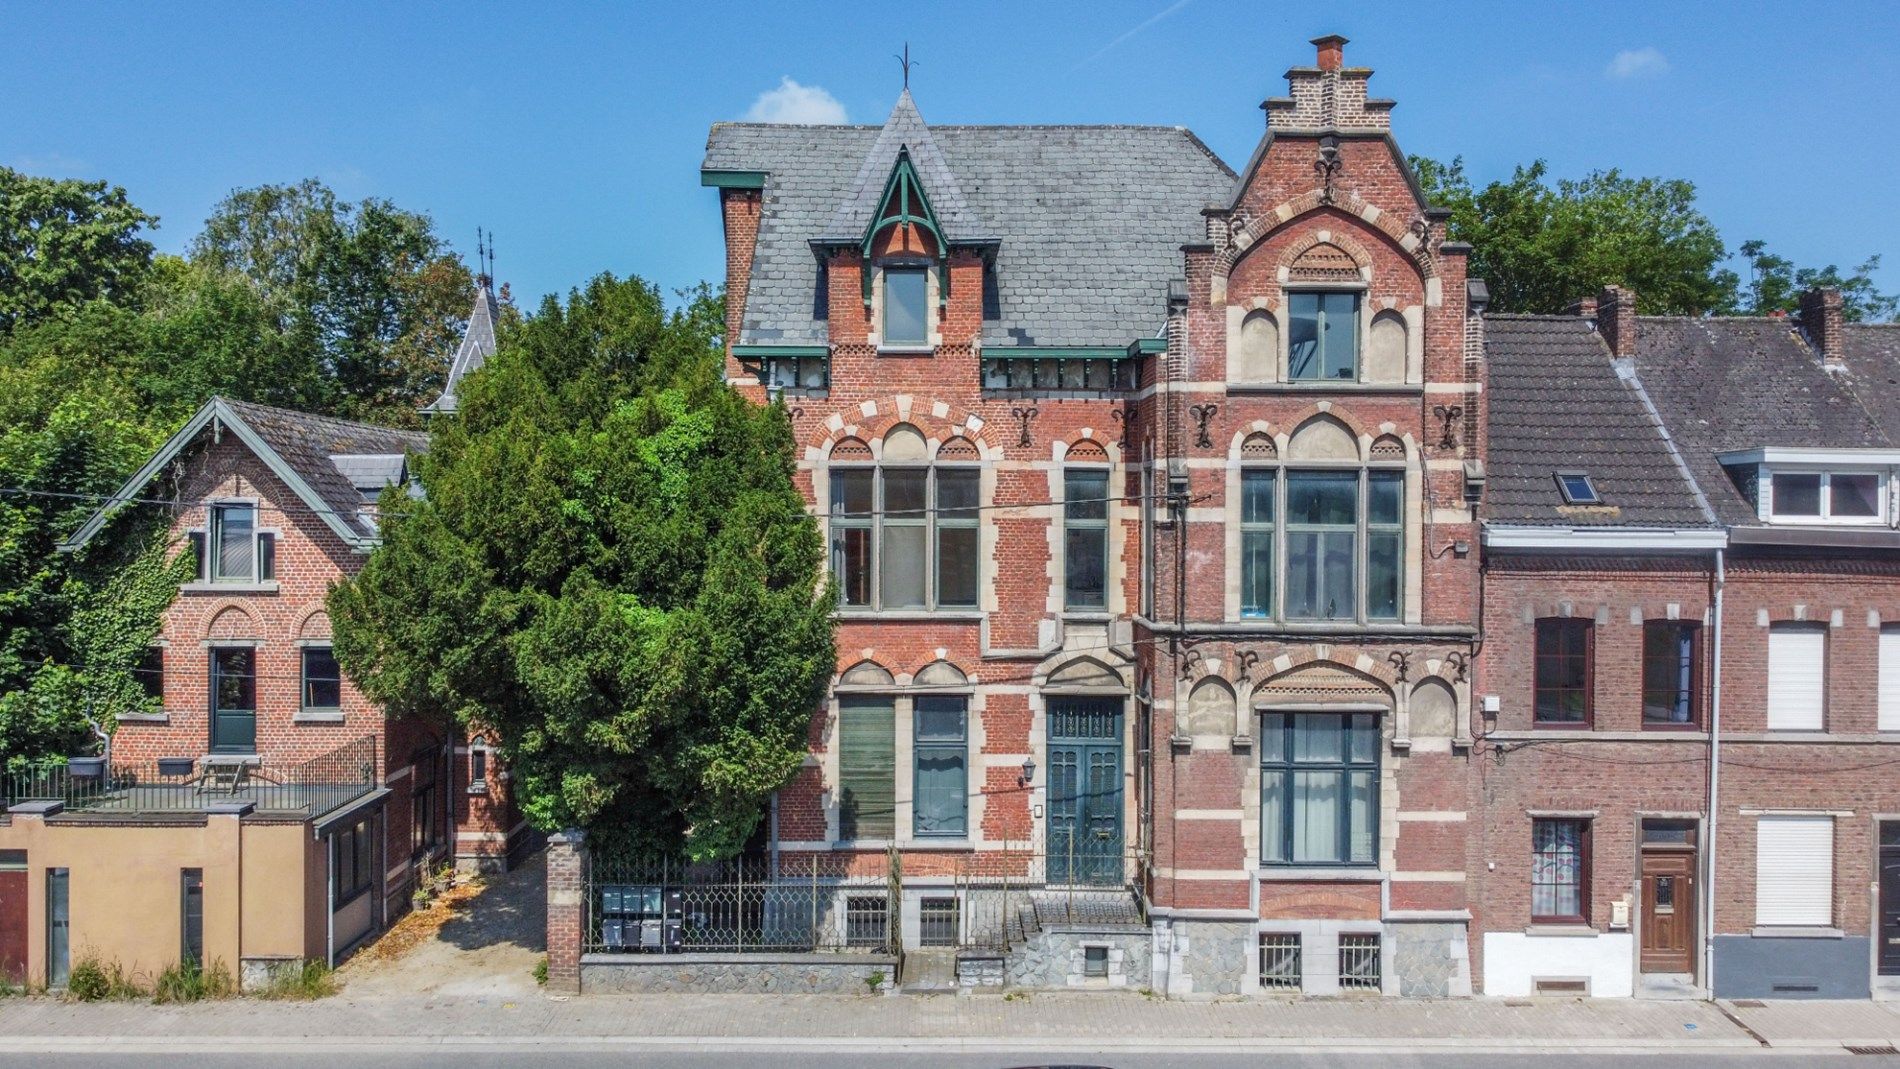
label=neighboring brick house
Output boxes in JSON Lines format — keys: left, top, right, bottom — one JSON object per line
{"left": 1476, "top": 290, "right": 1900, "bottom": 1000}
{"left": 0, "top": 286, "right": 527, "bottom": 987}
{"left": 702, "top": 36, "right": 1485, "bottom": 996}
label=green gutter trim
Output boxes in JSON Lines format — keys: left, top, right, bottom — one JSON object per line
{"left": 701, "top": 170, "right": 767, "bottom": 190}
{"left": 732, "top": 344, "right": 829, "bottom": 359}
{"left": 1131, "top": 338, "right": 1167, "bottom": 355}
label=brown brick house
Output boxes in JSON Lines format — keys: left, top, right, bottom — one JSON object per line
{"left": 699, "top": 36, "right": 1484, "bottom": 996}
{"left": 0, "top": 288, "right": 526, "bottom": 988}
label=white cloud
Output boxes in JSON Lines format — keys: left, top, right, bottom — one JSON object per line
{"left": 744, "top": 77, "right": 847, "bottom": 125}
{"left": 1606, "top": 47, "right": 1669, "bottom": 80}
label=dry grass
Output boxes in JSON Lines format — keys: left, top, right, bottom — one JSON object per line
{"left": 346, "top": 877, "right": 487, "bottom": 967}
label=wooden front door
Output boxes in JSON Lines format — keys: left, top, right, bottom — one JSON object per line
{"left": 1640, "top": 848, "right": 1696, "bottom": 974}
{"left": 0, "top": 851, "right": 25, "bottom": 985}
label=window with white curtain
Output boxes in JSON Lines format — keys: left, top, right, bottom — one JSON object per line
{"left": 1260, "top": 712, "right": 1379, "bottom": 865}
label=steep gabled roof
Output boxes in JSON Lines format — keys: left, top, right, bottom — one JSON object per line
{"left": 703, "top": 120, "right": 1233, "bottom": 349}
{"left": 817, "top": 90, "right": 987, "bottom": 248}
{"left": 1483, "top": 315, "right": 1714, "bottom": 530}
{"left": 425, "top": 281, "right": 499, "bottom": 415}
{"left": 61, "top": 397, "right": 429, "bottom": 553}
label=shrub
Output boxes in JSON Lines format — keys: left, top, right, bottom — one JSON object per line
{"left": 533, "top": 956, "right": 548, "bottom": 986}
{"left": 65, "top": 956, "right": 144, "bottom": 1001}
{"left": 256, "top": 959, "right": 337, "bottom": 1001}
{"left": 153, "top": 959, "right": 236, "bottom": 1004}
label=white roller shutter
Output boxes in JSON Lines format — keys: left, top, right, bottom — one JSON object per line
{"left": 1767, "top": 625, "right": 1825, "bottom": 731}
{"left": 1755, "top": 815, "right": 1834, "bottom": 927}
{"left": 1881, "top": 628, "right": 1900, "bottom": 732}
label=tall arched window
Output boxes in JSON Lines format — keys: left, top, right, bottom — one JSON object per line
{"left": 829, "top": 425, "right": 978, "bottom": 610}
{"left": 1238, "top": 419, "right": 1406, "bottom": 622}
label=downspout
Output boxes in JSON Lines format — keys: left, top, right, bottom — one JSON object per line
{"left": 1703, "top": 547, "right": 1725, "bottom": 996}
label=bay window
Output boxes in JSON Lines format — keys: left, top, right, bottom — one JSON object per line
{"left": 1260, "top": 711, "right": 1379, "bottom": 865}
{"left": 830, "top": 465, "right": 978, "bottom": 611}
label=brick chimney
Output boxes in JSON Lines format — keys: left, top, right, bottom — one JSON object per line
{"left": 1314, "top": 34, "right": 1347, "bottom": 71}
{"left": 1799, "top": 287, "right": 1845, "bottom": 368}
{"left": 1597, "top": 285, "right": 1636, "bottom": 358}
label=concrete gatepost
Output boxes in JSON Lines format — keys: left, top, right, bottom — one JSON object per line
{"left": 545, "top": 828, "right": 587, "bottom": 994}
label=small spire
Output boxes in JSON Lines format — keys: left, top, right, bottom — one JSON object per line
{"left": 895, "top": 42, "right": 916, "bottom": 90}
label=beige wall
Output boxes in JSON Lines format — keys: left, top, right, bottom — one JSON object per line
{"left": 0, "top": 812, "right": 316, "bottom": 987}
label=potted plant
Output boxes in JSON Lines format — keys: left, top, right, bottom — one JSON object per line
{"left": 66, "top": 755, "right": 106, "bottom": 779}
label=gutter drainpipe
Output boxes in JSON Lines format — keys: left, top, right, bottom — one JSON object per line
{"left": 1703, "top": 547, "right": 1725, "bottom": 997}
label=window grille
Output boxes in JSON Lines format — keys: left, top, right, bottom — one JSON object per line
{"left": 1259, "top": 933, "right": 1302, "bottom": 991}
{"left": 1338, "top": 933, "right": 1381, "bottom": 991}
{"left": 919, "top": 896, "right": 960, "bottom": 947}
{"left": 845, "top": 895, "right": 888, "bottom": 948}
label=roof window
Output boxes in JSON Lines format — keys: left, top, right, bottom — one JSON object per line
{"left": 1555, "top": 472, "right": 1600, "bottom": 505}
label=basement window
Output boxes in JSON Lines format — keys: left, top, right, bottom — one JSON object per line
{"left": 1555, "top": 472, "right": 1600, "bottom": 506}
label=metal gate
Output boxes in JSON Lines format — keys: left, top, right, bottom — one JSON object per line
{"left": 1047, "top": 697, "right": 1123, "bottom": 886}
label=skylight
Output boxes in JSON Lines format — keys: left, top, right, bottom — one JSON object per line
{"left": 1555, "top": 472, "right": 1601, "bottom": 505}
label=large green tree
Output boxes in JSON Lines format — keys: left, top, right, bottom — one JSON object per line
{"left": 190, "top": 178, "right": 474, "bottom": 424}
{"left": 0, "top": 168, "right": 157, "bottom": 334}
{"left": 1736, "top": 240, "right": 1899, "bottom": 323}
{"left": 329, "top": 276, "right": 835, "bottom": 858}
{"left": 1413, "top": 157, "right": 1736, "bottom": 315}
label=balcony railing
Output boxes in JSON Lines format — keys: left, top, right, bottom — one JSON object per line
{"left": 3, "top": 735, "right": 379, "bottom": 820}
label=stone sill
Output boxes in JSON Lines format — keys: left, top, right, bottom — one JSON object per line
{"left": 1224, "top": 383, "right": 1425, "bottom": 395}
{"left": 1257, "top": 866, "right": 1383, "bottom": 882}
{"left": 181, "top": 581, "right": 280, "bottom": 594}
{"left": 835, "top": 611, "right": 984, "bottom": 623}
{"left": 116, "top": 711, "right": 170, "bottom": 723}
{"left": 293, "top": 710, "right": 345, "bottom": 724}
{"left": 1522, "top": 924, "right": 1600, "bottom": 938}
{"left": 1750, "top": 926, "right": 1845, "bottom": 939}
{"left": 876, "top": 346, "right": 935, "bottom": 357}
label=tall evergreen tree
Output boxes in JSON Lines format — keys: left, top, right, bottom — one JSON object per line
{"left": 329, "top": 277, "right": 835, "bottom": 858}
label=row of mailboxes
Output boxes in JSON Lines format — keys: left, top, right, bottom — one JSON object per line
{"left": 598, "top": 885, "right": 684, "bottom": 952}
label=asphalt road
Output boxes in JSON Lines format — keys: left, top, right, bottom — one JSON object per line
{"left": 0, "top": 1050, "right": 1891, "bottom": 1068}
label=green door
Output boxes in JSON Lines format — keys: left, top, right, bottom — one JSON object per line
{"left": 210, "top": 648, "right": 257, "bottom": 754}
{"left": 1047, "top": 697, "right": 1124, "bottom": 886}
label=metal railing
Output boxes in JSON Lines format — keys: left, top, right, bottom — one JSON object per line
{"left": 2, "top": 735, "right": 379, "bottom": 819}
{"left": 585, "top": 849, "right": 901, "bottom": 955}
{"left": 582, "top": 845, "right": 1151, "bottom": 957}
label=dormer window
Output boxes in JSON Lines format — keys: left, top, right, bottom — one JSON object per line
{"left": 1769, "top": 470, "right": 1885, "bottom": 524}
{"left": 1287, "top": 292, "right": 1360, "bottom": 381}
{"left": 883, "top": 266, "right": 930, "bottom": 346}
{"left": 1555, "top": 472, "right": 1600, "bottom": 505}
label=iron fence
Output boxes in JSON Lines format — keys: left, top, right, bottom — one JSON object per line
{"left": 2, "top": 735, "right": 379, "bottom": 819}
{"left": 581, "top": 846, "right": 1151, "bottom": 956}
{"left": 585, "top": 850, "right": 901, "bottom": 955}
{"left": 1338, "top": 932, "right": 1383, "bottom": 991}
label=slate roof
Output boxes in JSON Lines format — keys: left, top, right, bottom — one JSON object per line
{"left": 1628, "top": 317, "right": 1891, "bottom": 526}
{"left": 1483, "top": 316, "right": 1714, "bottom": 528}
{"left": 425, "top": 281, "right": 500, "bottom": 414}
{"left": 703, "top": 106, "right": 1234, "bottom": 349}
{"left": 1838, "top": 324, "right": 1900, "bottom": 438}
{"left": 62, "top": 397, "right": 428, "bottom": 552}
{"left": 817, "top": 90, "right": 988, "bottom": 247}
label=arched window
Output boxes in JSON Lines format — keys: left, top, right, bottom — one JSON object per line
{"left": 1234, "top": 310, "right": 1277, "bottom": 384}
{"left": 1238, "top": 416, "right": 1406, "bottom": 622}
{"left": 830, "top": 424, "right": 978, "bottom": 610}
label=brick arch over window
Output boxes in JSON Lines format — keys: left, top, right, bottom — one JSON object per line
{"left": 838, "top": 660, "right": 895, "bottom": 687}
{"left": 913, "top": 660, "right": 968, "bottom": 688}
{"left": 1254, "top": 652, "right": 1398, "bottom": 704}
{"left": 1286, "top": 414, "right": 1361, "bottom": 462}
{"left": 1240, "top": 432, "right": 1279, "bottom": 460}
{"left": 809, "top": 400, "right": 1001, "bottom": 462}
{"left": 1218, "top": 192, "right": 1437, "bottom": 281}
{"left": 296, "top": 608, "right": 333, "bottom": 641}
{"left": 937, "top": 435, "right": 979, "bottom": 460}
{"left": 1280, "top": 402, "right": 1374, "bottom": 447}
{"left": 1043, "top": 655, "right": 1125, "bottom": 690}
{"left": 830, "top": 436, "right": 873, "bottom": 461}
{"left": 1368, "top": 434, "right": 1407, "bottom": 462}
{"left": 206, "top": 604, "right": 259, "bottom": 641}
{"left": 1064, "top": 439, "right": 1109, "bottom": 464}
{"left": 1288, "top": 241, "right": 1362, "bottom": 283}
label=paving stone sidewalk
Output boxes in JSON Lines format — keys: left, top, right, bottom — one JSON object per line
{"left": 0, "top": 991, "right": 1834, "bottom": 1050}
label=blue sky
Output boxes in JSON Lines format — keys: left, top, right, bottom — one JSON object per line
{"left": 6, "top": 0, "right": 1897, "bottom": 308}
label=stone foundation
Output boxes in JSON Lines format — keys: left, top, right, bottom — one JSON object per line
{"left": 580, "top": 953, "right": 897, "bottom": 994}
{"left": 1389, "top": 921, "right": 1469, "bottom": 997}
{"left": 1007, "top": 927, "right": 1152, "bottom": 990}
{"left": 1165, "top": 919, "right": 1254, "bottom": 998}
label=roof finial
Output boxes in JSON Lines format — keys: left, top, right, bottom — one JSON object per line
{"left": 474, "top": 228, "right": 496, "bottom": 289}
{"left": 896, "top": 42, "right": 916, "bottom": 90}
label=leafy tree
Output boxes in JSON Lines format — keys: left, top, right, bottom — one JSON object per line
{"left": 190, "top": 178, "right": 474, "bottom": 423}
{"left": 1736, "top": 240, "right": 1899, "bottom": 323}
{"left": 1414, "top": 157, "right": 1737, "bottom": 315}
{"left": 0, "top": 168, "right": 158, "bottom": 334}
{"left": 330, "top": 276, "right": 836, "bottom": 858}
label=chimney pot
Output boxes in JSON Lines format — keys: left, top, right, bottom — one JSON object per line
{"left": 1312, "top": 34, "right": 1348, "bottom": 71}
{"left": 1597, "top": 285, "right": 1637, "bottom": 358}
{"left": 1799, "top": 287, "right": 1845, "bottom": 367}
